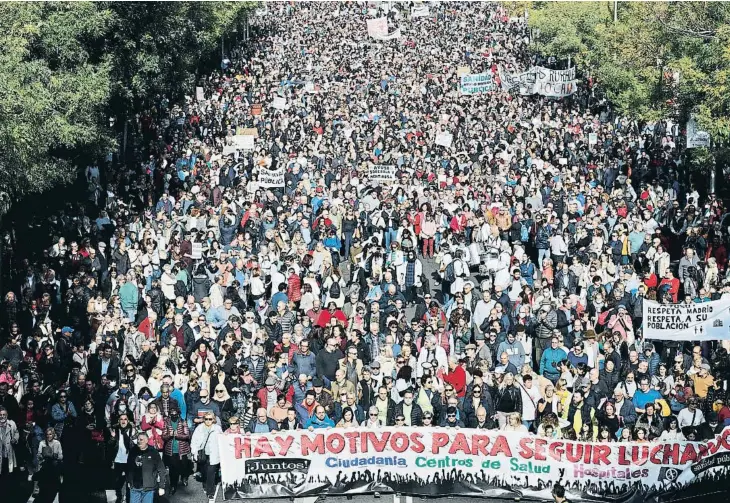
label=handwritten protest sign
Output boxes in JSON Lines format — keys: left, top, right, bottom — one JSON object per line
{"left": 460, "top": 73, "right": 495, "bottom": 95}
{"left": 687, "top": 114, "right": 711, "bottom": 148}
{"left": 533, "top": 66, "right": 578, "bottom": 97}
{"left": 589, "top": 133, "right": 598, "bottom": 146}
{"left": 368, "top": 165, "right": 396, "bottom": 181}
{"left": 435, "top": 131, "right": 453, "bottom": 148}
{"left": 457, "top": 66, "right": 471, "bottom": 77}
{"left": 411, "top": 5, "right": 429, "bottom": 18}
{"left": 195, "top": 87, "right": 204, "bottom": 101}
{"left": 231, "top": 135, "right": 255, "bottom": 150}
{"left": 251, "top": 104, "right": 262, "bottom": 115}
{"left": 272, "top": 97, "right": 286, "bottom": 110}
{"left": 367, "top": 17, "right": 388, "bottom": 38}
{"left": 258, "top": 167, "right": 285, "bottom": 188}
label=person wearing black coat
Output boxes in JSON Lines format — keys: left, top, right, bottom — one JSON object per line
{"left": 390, "top": 389, "right": 423, "bottom": 426}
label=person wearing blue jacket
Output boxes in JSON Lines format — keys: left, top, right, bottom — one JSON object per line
{"left": 305, "top": 405, "right": 335, "bottom": 430}
{"left": 539, "top": 336, "right": 567, "bottom": 383}
{"left": 291, "top": 343, "right": 317, "bottom": 379}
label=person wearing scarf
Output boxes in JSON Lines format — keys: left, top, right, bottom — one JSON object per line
{"left": 110, "top": 413, "right": 137, "bottom": 503}
{"left": 162, "top": 409, "right": 192, "bottom": 494}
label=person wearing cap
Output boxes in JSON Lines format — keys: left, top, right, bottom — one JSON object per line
{"left": 311, "top": 377, "right": 334, "bottom": 415}
{"left": 689, "top": 363, "right": 714, "bottom": 399}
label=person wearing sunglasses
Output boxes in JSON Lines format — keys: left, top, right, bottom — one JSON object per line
{"left": 191, "top": 413, "right": 223, "bottom": 502}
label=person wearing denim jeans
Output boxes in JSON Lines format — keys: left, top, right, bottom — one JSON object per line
{"left": 126, "top": 433, "right": 165, "bottom": 503}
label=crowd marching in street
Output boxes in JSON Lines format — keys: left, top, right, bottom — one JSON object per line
{"left": 1, "top": 3, "right": 730, "bottom": 503}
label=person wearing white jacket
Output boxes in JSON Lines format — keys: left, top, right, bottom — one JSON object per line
{"left": 191, "top": 413, "right": 222, "bottom": 502}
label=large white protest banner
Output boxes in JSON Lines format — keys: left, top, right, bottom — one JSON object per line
{"left": 643, "top": 297, "right": 730, "bottom": 341}
{"left": 258, "top": 167, "right": 285, "bottom": 188}
{"left": 272, "top": 96, "right": 286, "bottom": 110}
{"left": 533, "top": 66, "right": 578, "bottom": 97}
{"left": 369, "top": 164, "right": 396, "bottom": 181}
{"left": 219, "top": 426, "right": 730, "bottom": 500}
{"left": 460, "top": 73, "right": 495, "bottom": 95}
{"left": 687, "top": 114, "right": 711, "bottom": 148}
{"left": 367, "top": 17, "right": 388, "bottom": 38}
{"left": 411, "top": 5, "right": 430, "bottom": 18}
{"left": 435, "top": 131, "right": 453, "bottom": 148}
{"left": 500, "top": 66, "right": 576, "bottom": 97}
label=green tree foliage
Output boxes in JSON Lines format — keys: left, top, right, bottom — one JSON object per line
{"left": 0, "top": 2, "right": 113, "bottom": 202}
{"left": 524, "top": 1, "right": 730, "bottom": 144}
{"left": 0, "top": 1, "right": 255, "bottom": 207}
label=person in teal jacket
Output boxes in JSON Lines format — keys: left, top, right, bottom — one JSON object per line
{"left": 119, "top": 274, "right": 139, "bottom": 320}
{"left": 304, "top": 406, "right": 335, "bottom": 430}
{"left": 539, "top": 336, "right": 567, "bottom": 384}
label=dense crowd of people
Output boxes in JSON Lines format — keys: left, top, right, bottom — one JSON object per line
{"left": 1, "top": 2, "right": 730, "bottom": 503}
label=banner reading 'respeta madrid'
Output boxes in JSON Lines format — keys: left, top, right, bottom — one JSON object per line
{"left": 219, "top": 427, "right": 730, "bottom": 501}
{"left": 643, "top": 297, "right": 730, "bottom": 341}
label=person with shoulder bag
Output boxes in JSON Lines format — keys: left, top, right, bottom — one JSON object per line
{"left": 190, "top": 412, "right": 222, "bottom": 503}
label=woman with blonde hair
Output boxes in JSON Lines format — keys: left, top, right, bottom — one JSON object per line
{"left": 502, "top": 412, "right": 528, "bottom": 432}
{"left": 147, "top": 367, "right": 164, "bottom": 396}
{"left": 378, "top": 345, "right": 396, "bottom": 379}
{"left": 704, "top": 257, "right": 719, "bottom": 290}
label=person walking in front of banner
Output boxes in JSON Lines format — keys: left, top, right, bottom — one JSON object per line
{"left": 191, "top": 412, "right": 222, "bottom": 503}
{"left": 126, "top": 432, "right": 165, "bottom": 503}
{"left": 162, "top": 407, "right": 192, "bottom": 495}
{"left": 35, "top": 427, "right": 62, "bottom": 503}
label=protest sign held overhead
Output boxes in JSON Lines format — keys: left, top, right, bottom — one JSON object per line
{"left": 367, "top": 17, "right": 388, "bottom": 38}
{"left": 368, "top": 164, "right": 396, "bottom": 181}
{"left": 460, "top": 72, "right": 495, "bottom": 95}
{"left": 257, "top": 166, "right": 285, "bottom": 188}
{"left": 412, "top": 5, "right": 430, "bottom": 18}
{"left": 435, "top": 131, "right": 453, "bottom": 148}
{"left": 643, "top": 297, "right": 730, "bottom": 341}
{"left": 687, "top": 114, "right": 711, "bottom": 148}
{"left": 272, "top": 96, "right": 286, "bottom": 110}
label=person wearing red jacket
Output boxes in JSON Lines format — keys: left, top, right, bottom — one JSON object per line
{"left": 658, "top": 270, "right": 680, "bottom": 302}
{"left": 444, "top": 357, "right": 467, "bottom": 399}
{"left": 315, "top": 302, "right": 347, "bottom": 328}
{"left": 287, "top": 269, "right": 302, "bottom": 304}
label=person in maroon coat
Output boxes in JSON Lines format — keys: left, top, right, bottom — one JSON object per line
{"left": 161, "top": 409, "right": 192, "bottom": 494}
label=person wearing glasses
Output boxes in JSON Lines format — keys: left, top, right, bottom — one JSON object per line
{"left": 245, "top": 407, "right": 279, "bottom": 433}
{"left": 440, "top": 406, "right": 465, "bottom": 428}
{"left": 191, "top": 413, "right": 222, "bottom": 502}
{"left": 126, "top": 432, "right": 166, "bottom": 503}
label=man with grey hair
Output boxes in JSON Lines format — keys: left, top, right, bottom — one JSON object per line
{"left": 416, "top": 335, "right": 448, "bottom": 378}
{"left": 364, "top": 406, "right": 382, "bottom": 428}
